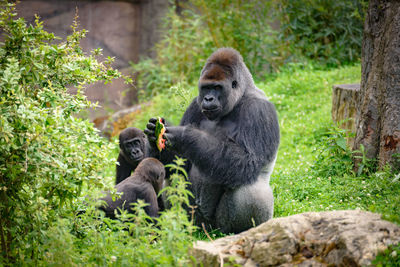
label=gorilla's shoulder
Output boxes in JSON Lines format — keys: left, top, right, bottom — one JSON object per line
{"left": 180, "top": 97, "right": 204, "bottom": 126}
{"left": 119, "top": 180, "right": 153, "bottom": 196}
{"left": 239, "top": 92, "right": 275, "bottom": 113}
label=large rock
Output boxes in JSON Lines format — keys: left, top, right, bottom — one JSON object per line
{"left": 191, "top": 210, "right": 400, "bottom": 266}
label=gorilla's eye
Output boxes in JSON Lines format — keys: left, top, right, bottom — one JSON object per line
{"left": 232, "top": 80, "right": 237, "bottom": 88}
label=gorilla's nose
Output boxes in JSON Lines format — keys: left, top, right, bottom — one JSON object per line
{"left": 204, "top": 96, "right": 214, "bottom": 102}
{"left": 202, "top": 97, "right": 219, "bottom": 111}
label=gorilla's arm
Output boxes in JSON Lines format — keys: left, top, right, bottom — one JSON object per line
{"left": 138, "top": 185, "right": 159, "bottom": 218}
{"left": 167, "top": 98, "right": 279, "bottom": 188}
{"left": 99, "top": 183, "right": 159, "bottom": 218}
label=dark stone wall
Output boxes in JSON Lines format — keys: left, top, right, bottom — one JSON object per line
{"left": 15, "top": 0, "right": 169, "bottom": 118}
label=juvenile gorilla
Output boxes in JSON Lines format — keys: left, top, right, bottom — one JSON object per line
{"left": 145, "top": 48, "right": 280, "bottom": 233}
{"left": 116, "top": 127, "right": 149, "bottom": 184}
{"left": 100, "top": 157, "right": 165, "bottom": 219}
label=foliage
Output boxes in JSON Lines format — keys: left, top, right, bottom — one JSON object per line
{"left": 312, "top": 124, "right": 354, "bottom": 178}
{"left": 131, "top": 7, "right": 214, "bottom": 98}
{"left": 191, "top": 0, "right": 279, "bottom": 77}
{"left": 0, "top": 2, "right": 124, "bottom": 263}
{"left": 274, "top": 0, "right": 367, "bottom": 66}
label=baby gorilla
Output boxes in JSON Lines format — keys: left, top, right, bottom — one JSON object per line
{"left": 99, "top": 158, "right": 165, "bottom": 219}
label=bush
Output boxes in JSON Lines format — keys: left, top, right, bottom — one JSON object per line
{"left": 191, "top": 0, "right": 279, "bottom": 77}
{"left": 131, "top": 7, "right": 215, "bottom": 98}
{"left": 0, "top": 2, "right": 125, "bottom": 263}
{"left": 274, "top": 0, "right": 367, "bottom": 66}
{"left": 312, "top": 124, "right": 354, "bottom": 178}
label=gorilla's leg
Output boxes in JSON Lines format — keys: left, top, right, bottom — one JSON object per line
{"left": 215, "top": 179, "right": 274, "bottom": 234}
{"left": 190, "top": 167, "right": 224, "bottom": 228}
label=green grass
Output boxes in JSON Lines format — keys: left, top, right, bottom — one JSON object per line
{"left": 128, "top": 63, "right": 400, "bottom": 224}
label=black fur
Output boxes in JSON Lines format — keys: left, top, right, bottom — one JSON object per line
{"left": 145, "top": 48, "right": 280, "bottom": 233}
{"left": 100, "top": 158, "right": 165, "bottom": 219}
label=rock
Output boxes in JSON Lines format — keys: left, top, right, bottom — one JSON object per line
{"left": 191, "top": 210, "right": 400, "bottom": 266}
{"left": 331, "top": 83, "right": 360, "bottom": 150}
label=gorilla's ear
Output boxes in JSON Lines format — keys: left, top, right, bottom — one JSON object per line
{"left": 232, "top": 80, "right": 237, "bottom": 89}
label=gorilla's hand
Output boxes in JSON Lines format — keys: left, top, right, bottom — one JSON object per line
{"left": 164, "top": 126, "right": 185, "bottom": 148}
{"left": 144, "top": 117, "right": 165, "bottom": 147}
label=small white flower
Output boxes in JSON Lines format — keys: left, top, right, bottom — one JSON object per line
{"left": 111, "top": 256, "right": 117, "bottom": 262}
{"left": 391, "top": 250, "right": 397, "bottom": 258}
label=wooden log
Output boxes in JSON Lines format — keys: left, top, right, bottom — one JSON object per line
{"left": 331, "top": 83, "right": 360, "bottom": 150}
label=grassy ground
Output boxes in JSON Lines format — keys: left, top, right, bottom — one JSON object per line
{"left": 127, "top": 63, "right": 399, "bottom": 224}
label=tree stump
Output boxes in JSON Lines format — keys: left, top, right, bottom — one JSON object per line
{"left": 331, "top": 83, "right": 360, "bottom": 150}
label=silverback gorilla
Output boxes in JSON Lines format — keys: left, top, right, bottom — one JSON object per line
{"left": 116, "top": 127, "right": 149, "bottom": 185}
{"left": 145, "top": 48, "right": 280, "bottom": 233}
{"left": 100, "top": 158, "right": 165, "bottom": 218}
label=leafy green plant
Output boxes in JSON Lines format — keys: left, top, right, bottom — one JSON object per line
{"left": 311, "top": 124, "right": 354, "bottom": 177}
{"left": 353, "top": 144, "right": 378, "bottom": 176}
{"left": 274, "top": 0, "right": 367, "bottom": 66}
{"left": 131, "top": 7, "right": 214, "bottom": 99}
{"left": 191, "top": 0, "right": 279, "bottom": 77}
{"left": 0, "top": 2, "right": 125, "bottom": 263}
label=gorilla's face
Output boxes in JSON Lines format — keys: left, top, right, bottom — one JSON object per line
{"left": 121, "top": 137, "right": 145, "bottom": 164}
{"left": 198, "top": 82, "right": 225, "bottom": 120}
{"left": 198, "top": 64, "right": 243, "bottom": 121}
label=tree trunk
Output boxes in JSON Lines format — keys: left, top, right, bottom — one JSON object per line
{"left": 354, "top": 0, "right": 400, "bottom": 171}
